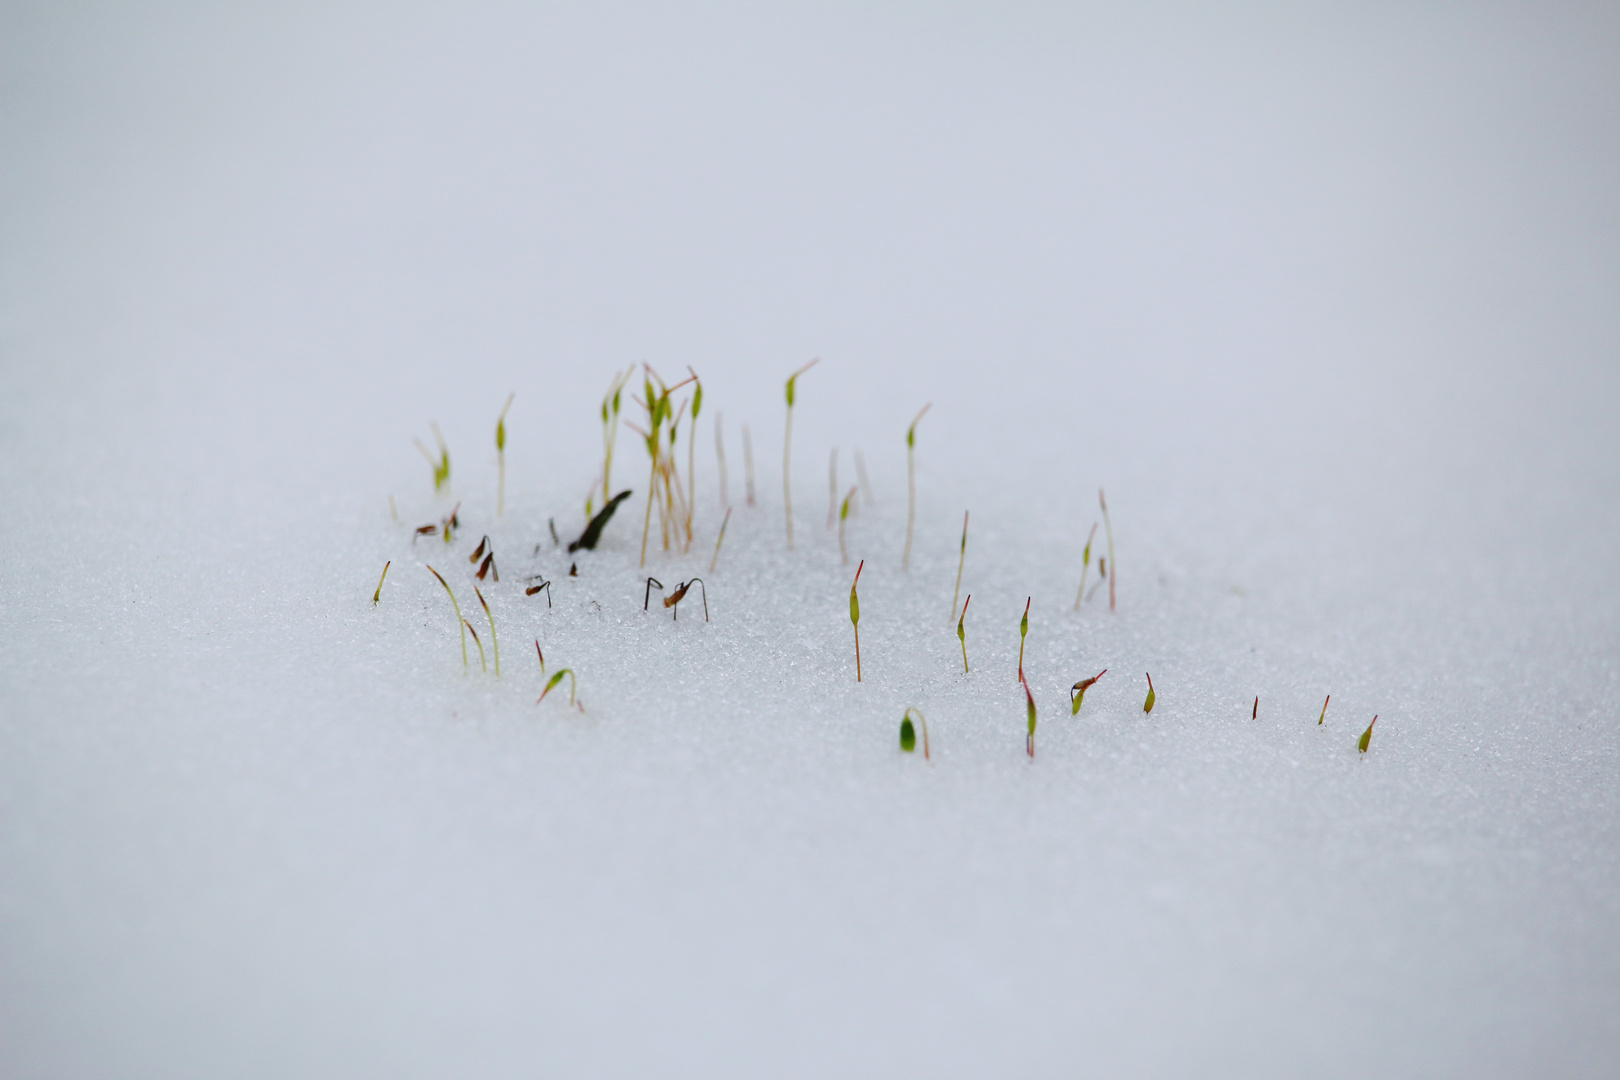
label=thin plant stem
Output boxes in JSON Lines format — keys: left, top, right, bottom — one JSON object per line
{"left": 782, "top": 357, "right": 819, "bottom": 549}
{"left": 496, "top": 392, "right": 514, "bottom": 516}
{"left": 709, "top": 506, "right": 732, "bottom": 573}
{"left": 839, "top": 486, "right": 857, "bottom": 565}
{"left": 640, "top": 458, "right": 657, "bottom": 568}
{"left": 372, "top": 560, "right": 390, "bottom": 605}
{"left": 850, "top": 559, "right": 864, "bottom": 682}
{"left": 464, "top": 619, "right": 487, "bottom": 672}
{"left": 1318, "top": 694, "right": 1330, "bottom": 725}
{"left": 957, "top": 593, "right": 971, "bottom": 673}
{"left": 1017, "top": 596, "right": 1030, "bottom": 684}
{"left": 903, "top": 403, "right": 931, "bottom": 571}
{"left": 1100, "top": 487, "right": 1116, "bottom": 611}
{"left": 1074, "top": 522, "right": 1098, "bottom": 611}
{"left": 950, "top": 511, "right": 968, "bottom": 622}
{"left": 426, "top": 565, "right": 467, "bottom": 668}
{"left": 475, "top": 586, "right": 499, "bottom": 677}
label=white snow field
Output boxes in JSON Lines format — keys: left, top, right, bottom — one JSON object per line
{"left": 2, "top": 4, "right": 1617, "bottom": 1077}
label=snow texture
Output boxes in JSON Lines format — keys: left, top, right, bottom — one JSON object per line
{"left": 2, "top": 4, "right": 1617, "bottom": 1077}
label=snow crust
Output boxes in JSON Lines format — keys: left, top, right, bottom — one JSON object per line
{"left": 2, "top": 4, "right": 1617, "bottom": 1077}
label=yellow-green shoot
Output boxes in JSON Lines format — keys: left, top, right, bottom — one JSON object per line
{"left": 372, "top": 560, "right": 390, "bottom": 605}
{"left": 902, "top": 403, "right": 931, "bottom": 571}
{"left": 900, "top": 706, "right": 930, "bottom": 760}
{"left": 464, "top": 619, "right": 487, "bottom": 672}
{"left": 1073, "top": 522, "right": 1098, "bottom": 611}
{"left": 539, "top": 667, "right": 580, "bottom": 710}
{"left": 414, "top": 422, "right": 451, "bottom": 493}
{"left": 426, "top": 565, "right": 467, "bottom": 668}
{"left": 1100, "top": 488, "right": 1116, "bottom": 611}
{"left": 475, "top": 586, "right": 499, "bottom": 676}
{"left": 1017, "top": 596, "right": 1030, "bottom": 684}
{"left": 495, "top": 392, "right": 514, "bottom": 516}
{"left": 597, "top": 367, "right": 633, "bottom": 516}
{"left": 950, "top": 511, "right": 968, "bottom": 622}
{"left": 1359, "top": 715, "right": 1378, "bottom": 754}
{"left": 1143, "top": 672, "right": 1156, "bottom": 713}
{"left": 686, "top": 369, "right": 702, "bottom": 547}
{"left": 709, "top": 505, "right": 732, "bottom": 573}
{"left": 850, "top": 559, "right": 864, "bottom": 682}
{"left": 957, "top": 593, "right": 971, "bottom": 674}
{"left": 783, "top": 357, "right": 819, "bottom": 550}
{"left": 1318, "top": 694, "right": 1330, "bottom": 725}
{"left": 839, "top": 486, "right": 857, "bottom": 565}
{"left": 1070, "top": 669, "right": 1106, "bottom": 715}
{"left": 1023, "top": 675, "right": 1037, "bottom": 759}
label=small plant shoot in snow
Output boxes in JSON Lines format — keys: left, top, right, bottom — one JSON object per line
{"left": 849, "top": 559, "right": 864, "bottom": 682}
{"left": 426, "top": 565, "right": 467, "bottom": 668}
{"left": 1359, "top": 715, "right": 1378, "bottom": 754}
{"left": 1070, "top": 670, "right": 1106, "bottom": 715}
{"left": 372, "top": 560, "right": 390, "bottom": 605}
{"left": 495, "top": 392, "right": 514, "bottom": 516}
{"left": 782, "top": 357, "right": 819, "bottom": 550}
{"left": 1023, "top": 675, "right": 1037, "bottom": 759}
{"left": 1253, "top": 696, "right": 1259, "bottom": 720}
{"left": 899, "top": 707, "right": 930, "bottom": 760}
{"left": 475, "top": 586, "right": 499, "bottom": 676}
{"left": 539, "top": 668, "right": 581, "bottom": 710}
{"left": 902, "top": 403, "right": 931, "bottom": 571}
{"left": 839, "top": 486, "right": 857, "bottom": 565}
{"left": 414, "top": 422, "right": 451, "bottom": 494}
{"left": 1074, "top": 522, "right": 1098, "bottom": 611}
{"left": 570, "top": 490, "right": 631, "bottom": 553}
{"left": 709, "top": 506, "right": 732, "bottom": 573}
{"left": 950, "top": 511, "right": 968, "bottom": 622}
{"left": 1143, "top": 672, "right": 1156, "bottom": 713}
{"left": 463, "top": 619, "right": 486, "bottom": 672}
{"left": 1017, "top": 596, "right": 1031, "bottom": 684}
{"left": 1318, "top": 695, "right": 1330, "bottom": 725}
{"left": 957, "top": 594, "right": 971, "bottom": 674}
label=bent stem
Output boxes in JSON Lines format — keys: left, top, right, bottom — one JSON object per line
{"left": 709, "top": 506, "right": 732, "bottom": 573}
{"left": 464, "top": 619, "right": 487, "bottom": 672}
{"left": 950, "top": 511, "right": 968, "bottom": 622}
{"left": 372, "top": 560, "right": 390, "bottom": 605}
{"left": 902, "top": 403, "right": 931, "bottom": 571}
{"left": 783, "top": 357, "right": 819, "bottom": 549}
{"left": 900, "top": 706, "right": 931, "bottom": 760}
{"left": 539, "top": 668, "right": 579, "bottom": 708}
{"left": 850, "top": 559, "right": 864, "bottom": 681}
{"left": 957, "top": 594, "right": 971, "bottom": 674}
{"left": 426, "top": 565, "right": 467, "bottom": 668}
{"left": 1318, "top": 694, "right": 1330, "bottom": 725}
{"left": 1100, "top": 488, "right": 1116, "bottom": 611}
{"left": 1017, "top": 596, "right": 1030, "bottom": 684}
{"left": 1070, "top": 669, "right": 1106, "bottom": 716}
{"left": 475, "top": 586, "right": 499, "bottom": 676}
{"left": 1074, "top": 522, "right": 1098, "bottom": 611}
{"left": 1143, "top": 672, "right": 1156, "bottom": 713}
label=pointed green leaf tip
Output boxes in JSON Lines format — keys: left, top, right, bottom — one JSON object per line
{"left": 1359, "top": 715, "right": 1377, "bottom": 753}
{"left": 545, "top": 670, "right": 566, "bottom": 694}
{"left": 849, "top": 584, "right": 860, "bottom": 626}
{"left": 1143, "top": 673, "right": 1156, "bottom": 713}
{"left": 900, "top": 716, "right": 916, "bottom": 752}
{"left": 1020, "top": 609, "right": 1028, "bottom": 639}
{"left": 785, "top": 375, "right": 796, "bottom": 408}
{"left": 496, "top": 421, "right": 505, "bottom": 452}
{"left": 691, "top": 381, "right": 702, "bottom": 419}
{"left": 1026, "top": 686, "right": 1037, "bottom": 737}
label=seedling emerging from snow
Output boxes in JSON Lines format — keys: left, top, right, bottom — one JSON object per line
{"left": 469, "top": 536, "right": 488, "bottom": 563}
{"left": 850, "top": 560, "right": 864, "bottom": 682}
{"left": 782, "top": 357, "right": 819, "bottom": 549}
{"left": 475, "top": 586, "right": 499, "bottom": 676}
{"left": 644, "top": 576, "right": 665, "bottom": 611}
{"left": 464, "top": 619, "right": 487, "bottom": 672}
{"left": 899, "top": 707, "right": 931, "bottom": 760}
{"left": 663, "top": 578, "right": 708, "bottom": 621}
{"left": 1023, "top": 675, "right": 1037, "bottom": 759}
{"left": 1359, "top": 715, "right": 1378, "bottom": 754}
{"left": 476, "top": 552, "right": 497, "bottom": 582}
{"left": 839, "top": 486, "right": 857, "bottom": 565}
{"left": 534, "top": 639, "right": 545, "bottom": 673}
{"left": 372, "top": 561, "right": 390, "bottom": 605}
{"left": 495, "top": 392, "right": 514, "bottom": 516}
{"left": 414, "top": 524, "right": 437, "bottom": 541}
{"left": 957, "top": 594, "right": 971, "bottom": 674}
{"left": 549, "top": 519, "right": 560, "bottom": 546}
{"left": 569, "top": 490, "right": 631, "bottom": 552}
{"left": 414, "top": 423, "right": 451, "bottom": 493}
{"left": 1318, "top": 695, "right": 1330, "bottom": 725}
{"left": 598, "top": 368, "right": 633, "bottom": 514}
{"left": 525, "top": 578, "right": 552, "bottom": 606}
{"left": 1017, "top": 596, "right": 1030, "bottom": 684}
{"left": 1100, "top": 488, "right": 1116, "bottom": 611}
{"left": 1253, "top": 696, "right": 1259, "bottom": 720}
{"left": 426, "top": 565, "right": 467, "bottom": 668}
{"left": 1073, "top": 522, "right": 1098, "bottom": 611}
{"left": 902, "top": 403, "right": 931, "bottom": 571}
{"left": 710, "top": 506, "right": 732, "bottom": 573}
{"left": 687, "top": 371, "right": 702, "bottom": 544}
{"left": 1143, "top": 672, "right": 1156, "bottom": 713}
{"left": 1070, "top": 670, "right": 1106, "bottom": 715}
{"left": 439, "top": 502, "right": 461, "bottom": 545}
{"left": 539, "top": 668, "right": 581, "bottom": 710}
{"left": 950, "top": 511, "right": 968, "bottom": 622}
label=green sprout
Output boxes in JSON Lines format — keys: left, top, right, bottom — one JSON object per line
{"left": 1143, "top": 672, "right": 1156, "bottom": 713}
{"left": 1318, "top": 695, "right": 1330, "bottom": 725}
{"left": 569, "top": 489, "right": 632, "bottom": 552}
{"left": 628, "top": 366, "right": 697, "bottom": 565}
{"left": 538, "top": 667, "right": 581, "bottom": 711}
{"left": 1017, "top": 596, "right": 1030, "bottom": 684}
{"left": 1359, "top": 715, "right": 1378, "bottom": 754}
{"left": 372, "top": 560, "right": 390, "bottom": 605}
{"left": 1070, "top": 669, "right": 1106, "bottom": 715}
{"left": 534, "top": 638, "right": 545, "bottom": 673}
{"left": 414, "top": 422, "right": 451, "bottom": 493}
{"left": 957, "top": 594, "right": 971, "bottom": 674}
{"left": 850, "top": 559, "right": 864, "bottom": 682}
{"left": 464, "top": 619, "right": 487, "bottom": 672}
{"left": 596, "top": 368, "right": 633, "bottom": 518}
{"left": 1100, "top": 488, "right": 1116, "bottom": 611}
{"left": 1023, "top": 675, "right": 1037, "bottom": 759}
{"left": 709, "top": 505, "right": 733, "bottom": 573}
{"left": 495, "top": 392, "right": 514, "bottom": 516}
{"left": 902, "top": 403, "right": 931, "bottom": 571}
{"left": 949, "top": 510, "right": 968, "bottom": 623}
{"left": 475, "top": 585, "right": 499, "bottom": 676}
{"left": 839, "top": 485, "right": 857, "bottom": 565}
{"left": 687, "top": 369, "right": 702, "bottom": 548}
{"left": 899, "top": 706, "right": 930, "bottom": 760}
{"left": 1073, "top": 522, "right": 1098, "bottom": 611}
{"left": 426, "top": 565, "right": 467, "bottom": 668}
{"left": 783, "top": 357, "right": 819, "bottom": 550}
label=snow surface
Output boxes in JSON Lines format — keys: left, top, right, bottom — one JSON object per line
{"left": 2, "top": 3, "right": 1618, "bottom": 1077}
